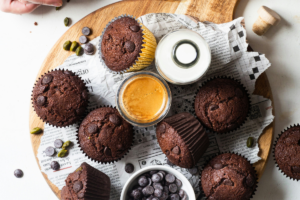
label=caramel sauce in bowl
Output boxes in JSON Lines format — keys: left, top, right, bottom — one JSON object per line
{"left": 116, "top": 72, "right": 172, "bottom": 127}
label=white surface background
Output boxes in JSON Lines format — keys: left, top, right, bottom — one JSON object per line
{"left": 0, "top": 0, "right": 299, "bottom": 199}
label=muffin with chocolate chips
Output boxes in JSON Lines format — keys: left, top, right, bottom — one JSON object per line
{"left": 78, "top": 107, "right": 133, "bottom": 163}
{"left": 274, "top": 125, "right": 300, "bottom": 180}
{"left": 61, "top": 162, "right": 110, "bottom": 200}
{"left": 195, "top": 78, "right": 249, "bottom": 133}
{"left": 100, "top": 15, "right": 157, "bottom": 73}
{"left": 201, "top": 153, "right": 257, "bottom": 200}
{"left": 32, "top": 69, "right": 88, "bottom": 127}
{"left": 156, "top": 112, "right": 209, "bottom": 168}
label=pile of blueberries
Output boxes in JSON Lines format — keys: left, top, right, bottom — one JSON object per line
{"left": 128, "top": 170, "right": 188, "bottom": 200}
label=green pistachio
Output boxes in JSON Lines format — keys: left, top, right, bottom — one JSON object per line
{"left": 75, "top": 46, "right": 83, "bottom": 56}
{"left": 62, "top": 140, "right": 71, "bottom": 149}
{"left": 57, "top": 149, "right": 68, "bottom": 157}
{"left": 247, "top": 137, "right": 254, "bottom": 148}
{"left": 70, "top": 41, "right": 79, "bottom": 52}
{"left": 30, "top": 127, "right": 43, "bottom": 134}
{"left": 63, "top": 41, "right": 71, "bottom": 51}
{"left": 64, "top": 17, "right": 69, "bottom": 27}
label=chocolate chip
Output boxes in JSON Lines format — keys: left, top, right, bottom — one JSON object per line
{"left": 87, "top": 123, "right": 98, "bottom": 134}
{"left": 152, "top": 198, "right": 159, "bottom": 200}
{"left": 36, "top": 95, "right": 46, "bottom": 106}
{"left": 14, "top": 169, "right": 23, "bottom": 178}
{"left": 223, "top": 178, "right": 234, "bottom": 186}
{"left": 76, "top": 107, "right": 85, "bottom": 115}
{"left": 42, "top": 74, "right": 53, "bottom": 84}
{"left": 63, "top": 70, "right": 75, "bottom": 76}
{"left": 73, "top": 181, "right": 83, "bottom": 193}
{"left": 154, "top": 188, "right": 162, "bottom": 197}
{"left": 82, "top": 90, "right": 88, "bottom": 99}
{"left": 160, "top": 192, "right": 168, "bottom": 200}
{"left": 188, "top": 167, "right": 198, "bottom": 175}
{"left": 158, "top": 170, "right": 166, "bottom": 176}
{"left": 213, "top": 163, "right": 223, "bottom": 169}
{"left": 165, "top": 150, "right": 170, "bottom": 156}
{"left": 45, "top": 146, "right": 55, "bottom": 157}
{"left": 142, "top": 185, "right": 154, "bottom": 196}
{"left": 181, "top": 194, "right": 188, "bottom": 200}
{"left": 138, "top": 175, "right": 149, "bottom": 187}
{"left": 152, "top": 174, "right": 162, "bottom": 183}
{"left": 39, "top": 85, "right": 49, "bottom": 93}
{"left": 79, "top": 35, "right": 88, "bottom": 44}
{"left": 292, "top": 166, "right": 300, "bottom": 173}
{"left": 148, "top": 178, "right": 152, "bottom": 186}
{"left": 235, "top": 88, "right": 244, "bottom": 98}
{"left": 109, "top": 114, "right": 121, "bottom": 125}
{"left": 54, "top": 139, "right": 63, "bottom": 148}
{"left": 245, "top": 174, "right": 255, "bottom": 187}
{"left": 153, "top": 182, "right": 163, "bottom": 190}
{"left": 175, "top": 178, "right": 182, "bottom": 188}
{"left": 170, "top": 194, "right": 180, "bottom": 200}
{"left": 82, "top": 27, "right": 91, "bottom": 36}
{"left": 130, "top": 25, "right": 140, "bottom": 32}
{"left": 157, "top": 172, "right": 164, "bottom": 180}
{"left": 84, "top": 43, "right": 95, "bottom": 55}
{"left": 172, "top": 146, "right": 180, "bottom": 155}
{"left": 117, "top": 144, "right": 124, "bottom": 151}
{"left": 157, "top": 123, "right": 166, "bottom": 133}
{"left": 165, "top": 174, "right": 175, "bottom": 183}
{"left": 125, "top": 163, "right": 134, "bottom": 173}
{"left": 169, "top": 183, "right": 178, "bottom": 193}
{"left": 178, "top": 189, "right": 185, "bottom": 198}
{"left": 125, "top": 41, "right": 135, "bottom": 52}
{"left": 209, "top": 104, "right": 219, "bottom": 111}
{"left": 149, "top": 170, "right": 158, "bottom": 175}
{"left": 104, "top": 147, "right": 111, "bottom": 157}
{"left": 50, "top": 161, "right": 60, "bottom": 170}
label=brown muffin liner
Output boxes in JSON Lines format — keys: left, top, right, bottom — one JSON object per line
{"left": 163, "top": 113, "right": 209, "bottom": 168}
{"left": 98, "top": 14, "right": 157, "bottom": 74}
{"left": 273, "top": 124, "right": 300, "bottom": 181}
{"left": 199, "top": 152, "right": 258, "bottom": 200}
{"left": 31, "top": 69, "right": 89, "bottom": 128}
{"left": 193, "top": 76, "right": 251, "bottom": 134}
{"left": 76, "top": 105, "right": 135, "bottom": 164}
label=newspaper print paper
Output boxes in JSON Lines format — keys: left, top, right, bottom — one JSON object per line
{"left": 37, "top": 14, "right": 274, "bottom": 199}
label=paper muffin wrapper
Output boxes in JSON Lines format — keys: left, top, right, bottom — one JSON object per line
{"left": 76, "top": 105, "right": 135, "bottom": 164}
{"left": 273, "top": 124, "right": 300, "bottom": 181}
{"left": 199, "top": 152, "right": 258, "bottom": 200}
{"left": 192, "top": 76, "right": 251, "bottom": 134}
{"left": 31, "top": 69, "right": 89, "bottom": 128}
{"left": 98, "top": 14, "right": 157, "bottom": 74}
{"left": 162, "top": 113, "right": 209, "bottom": 168}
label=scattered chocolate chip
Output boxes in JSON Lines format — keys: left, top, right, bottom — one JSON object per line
{"left": 165, "top": 174, "right": 175, "bottom": 183}
{"left": 209, "top": 104, "right": 219, "bottom": 111}
{"left": 84, "top": 43, "right": 95, "bottom": 55}
{"left": 235, "top": 88, "right": 244, "bottom": 98}
{"left": 154, "top": 188, "right": 162, "bottom": 197}
{"left": 36, "top": 96, "right": 46, "bottom": 106}
{"left": 125, "top": 163, "right": 134, "bottom": 173}
{"left": 188, "top": 167, "right": 198, "bottom": 175}
{"left": 50, "top": 161, "right": 60, "bottom": 170}
{"left": 73, "top": 181, "right": 83, "bottom": 193}
{"left": 142, "top": 185, "right": 154, "bottom": 196}
{"left": 245, "top": 174, "right": 255, "bottom": 187}
{"left": 172, "top": 146, "right": 180, "bottom": 155}
{"left": 45, "top": 146, "right": 56, "bottom": 157}
{"left": 152, "top": 174, "right": 162, "bottom": 183}
{"left": 54, "top": 139, "right": 63, "bottom": 148}
{"left": 63, "top": 70, "right": 75, "bottom": 76}
{"left": 170, "top": 194, "right": 180, "bottom": 200}
{"left": 82, "top": 27, "right": 91, "bottom": 36}
{"left": 157, "top": 123, "right": 166, "bottom": 133}
{"left": 292, "top": 166, "right": 300, "bottom": 173}
{"left": 14, "top": 169, "right": 23, "bottom": 178}
{"left": 42, "top": 74, "right": 53, "bottom": 84}
{"left": 138, "top": 176, "right": 149, "bottom": 187}
{"left": 82, "top": 90, "right": 88, "bottom": 99}
{"left": 223, "top": 178, "right": 234, "bottom": 186}
{"left": 79, "top": 35, "right": 88, "bottom": 44}
{"left": 213, "top": 163, "right": 223, "bottom": 169}
{"left": 130, "top": 25, "right": 140, "bottom": 32}
{"left": 125, "top": 41, "right": 135, "bottom": 52}
{"left": 87, "top": 123, "right": 98, "bottom": 135}
{"left": 104, "top": 147, "right": 111, "bottom": 157}
{"left": 109, "top": 114, "right": 121, "bottom": 125}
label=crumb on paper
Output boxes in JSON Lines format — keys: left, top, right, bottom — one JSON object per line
{"left": 34, "top": 22, "right": 38, "bottom": 26}
{"left": 30, "top": 31, "right": 32, "bottom": 33}
{"left": 294, "top": 16, "right": 300, "bottom": 23}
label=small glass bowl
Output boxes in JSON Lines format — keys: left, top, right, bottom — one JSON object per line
{"left": 116, "top": 71, "right": 172, "bottom": 127}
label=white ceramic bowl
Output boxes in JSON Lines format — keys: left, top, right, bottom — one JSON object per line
{"left": 120, "top": 165, "right": 196, "bottom": 200}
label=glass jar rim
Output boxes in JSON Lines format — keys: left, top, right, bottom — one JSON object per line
{"left": 116, "top": 71, "right": 172, "bottom": 127}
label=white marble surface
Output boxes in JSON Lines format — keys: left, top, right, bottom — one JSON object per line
{"left": 1, "top": 0, "right": 299, "bottom": 199}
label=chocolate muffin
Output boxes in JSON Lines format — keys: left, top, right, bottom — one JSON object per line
{"left": 156, "top": 112, "right": 209, "bottom": 168}
{"left": 201, "top": 153, "right": 257, "bottom": 200}
{"left": 274, "top": 125, "right": 300, "bottom": 180}
{"left": 61, "top": 162, "right": 110, "bottom": 200}
{"left": 195, "top": 78, "right": 249, "bottom": 133}
{"left": 78, "top": 107, "right": 133, "bottom": 163}
{"left": 101, "top": 17, "right": 143, "bottom": 72}
{"left": 32, "top": 69, "right": 88, "bottom": 127}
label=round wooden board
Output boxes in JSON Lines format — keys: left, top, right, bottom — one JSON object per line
{"left": 29, "top": 0, "right": 274, "bottom": 199}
